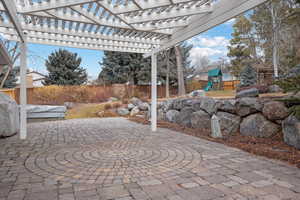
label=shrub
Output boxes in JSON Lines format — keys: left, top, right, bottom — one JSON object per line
{"left": 31, "top": 85, "right": 113, "bottom": 105}
{"left": 104, "top": 103, "right": 112, "bottom": 110}
{"left": 276, "top": 65, "right": 300, "bottom": 119}
{"left": 239, "top": 65, "right": 257, "bottom": 87}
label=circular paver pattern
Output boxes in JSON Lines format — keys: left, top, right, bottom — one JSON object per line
{"left": 24, "top": 119, "right": 203, "bottom": 184}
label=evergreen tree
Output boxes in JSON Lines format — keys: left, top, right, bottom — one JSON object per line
{"left": 43, "top": 49, "right": 87, "bottom": 85}
{"left": 240, "top": 64, "right": 257, "bottom": 87}
{"left": 227, "top": 16, "right": 256, "bottom": 78}
{"left": 98, "top": 43, "right": 193, "bottom": 86}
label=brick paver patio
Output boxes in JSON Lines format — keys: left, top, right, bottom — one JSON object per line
{"left": 0, "top": 118, "right": 299, "bottom": 200}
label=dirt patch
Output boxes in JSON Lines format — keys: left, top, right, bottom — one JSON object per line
{"left": 129, "top": 117, "right": 300, "bottom": 168}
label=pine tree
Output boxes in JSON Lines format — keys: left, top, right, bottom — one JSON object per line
{"left": 43, "top": 49, "right": 87, "bottom": 85}
{"left": 98, "top": 44, "right": 193, "bottom": 86}
{"left": 240, "top": 64, "right": 257, "bottom": 87}
{"left": 227, "top": 16, "right": 256, "bottom": 78}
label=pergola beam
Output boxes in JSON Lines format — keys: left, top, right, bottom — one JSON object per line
{"left": 19, "top": 0, "right": 97, "bottom": 14}
{"left": 124, "top": 6, "right": 212, "bottom": 24}
{"left": 146, "top": 0, "right": 268, "bottom": 56}
{"left": 0, "top": 22, "right": 161, "bottom": 45}
{"left": 3, "top": 33, "right": 150, "bottom": 54}
{"left": 0, "top": 40, "right": 12, "bottom": 66}
{"left": 2, "top": 0, "right": 25, "bottom": 42}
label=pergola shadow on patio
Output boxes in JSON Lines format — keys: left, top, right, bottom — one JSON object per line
{"left": 0, "top": 118, "right": 299, "bottom": 200}
{"left": 0, "top": 0, "right": 269, "bottom": 139}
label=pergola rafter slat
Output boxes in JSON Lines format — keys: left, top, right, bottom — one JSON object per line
{"left": 0, "top": 0, "right": 269, "bottom": 138}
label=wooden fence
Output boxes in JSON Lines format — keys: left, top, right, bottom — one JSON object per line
{"left": 0, "top": 81, "right": 238, "bottom": 105}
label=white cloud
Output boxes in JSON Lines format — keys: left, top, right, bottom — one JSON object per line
{"left": 188, "top": 36, "right": 229, "bottom": 47}
{"left": 225, "top": 18, "right": 236, "bottom": 25}
{"left": 189, "top": 47, "right": 227, "bottom": 67}
{"left": 187, "top": 35, "right": 230, "bottom": 67}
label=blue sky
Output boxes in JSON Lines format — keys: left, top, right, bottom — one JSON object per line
{"left": 27, "top": 19, "right": 235, "bottom": 80}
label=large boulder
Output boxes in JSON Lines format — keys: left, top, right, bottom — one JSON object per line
{"left": 159, "top": 99, "right": 174, "bottom": 112}
{"left": 268, "top": 85, "right": 283, "bottom": 93}
{"left": 172, "top": 98, "right": 186, "bottom": 110}
{"left": 172, "top": 98, "right": 200, "bottom": 111}
{"left": 138, "top": 102, "right": 149, "bottom": 111}
{"left": 130, "top": 107, "right": 140, "bottom": 116}
{"left": 282, "top": 115, "right": 300, "bottom": 149}
{"left": 0, "top": 92, "right": 20, "bottom": 137}
{"left": 262, "top": 101, "right": 289, "bottom": 121}
{"left": 216, "top": 99, "right": 236, "bottom": 114}
{"left": 130, "top": 97, "right": 143, "bottom": 106}
{"left": 216, "top": 112, "right": 241, "bottom": 136}
{"left": 236, "top": 97, "right": 263, "bottom": 117}
{"left": 176, "top": 107, "right": 195, "bottom": 127}
{"left": 189, "top": 90, "right": 205, "bottom": 98}
{"left": 158, "top": 109, "right": 166, "bottom": 121}
{"left": 211, "top": 115, "right": 223, "bottom": 138}
{"left": 192, "top": 97, "right": 217, "bottom": 115}
{"left": 166, "top": 110, "right": 180, "bottom": 123}
{"left": 117, "top": 108, "right": 130, "bottom": 116}
{"left": 127, "top": 103, "right": 135, "bottom": 110}
{"left": 236, "top": 88, "right": 259, "bottom": 98}
{"left": 240, "top": 113, "right": 280, "bottom": 138}
{"left": 191, "top": 110, "right": 211, "bottom": 130}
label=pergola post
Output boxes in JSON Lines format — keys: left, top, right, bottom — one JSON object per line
{"left": 151, "top": 53, "right": 157, "bottom": 132}
{"left": 20, "top": 38, "right": 27, "bottom": 140}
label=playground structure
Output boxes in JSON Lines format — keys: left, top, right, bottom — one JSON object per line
{"left": 205, "top": 68, "right": 223, "bottom": 91}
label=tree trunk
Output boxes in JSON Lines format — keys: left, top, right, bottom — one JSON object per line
{"left": 271, "top": 2, "right": 280, "bottom": 78}
{"left": 165, "top": 51, "right": 170, "bottom": 98}
{"left": 174, "top": 46, "right": 186, "bottom": 96}
{"left": 0, "top": 65, "right": 11, "bottom": 88}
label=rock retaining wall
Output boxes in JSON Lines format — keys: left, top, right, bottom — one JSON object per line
{"left": 144, "top": 96, "right": 300, "bottom": 150}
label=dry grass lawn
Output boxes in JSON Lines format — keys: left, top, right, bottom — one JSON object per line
{"left": 66, "top": 102, "right": 121, "bottom": 119}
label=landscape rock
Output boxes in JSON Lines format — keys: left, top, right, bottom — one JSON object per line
{"left": 216, "top": 99, "right": 236, "bottom": 114}
{"left": 211, "top": 115, "right": 223, "bottom": 138}
{"left": 64, "top": 102, "right": 75, "bottom": 109}
{"left": 262, "top": 101, "right": 289, "bottom": 121}
{"left": 117, "top": 108, "right": 130, "bottom": 116}
{"left": 172, "top": 98, "right": 186, "bottom": 110}
{"left": 176, "top": 107, "right": 195, "bottom": 127}
{"left": 138, "top": 102, "right": 149, "bottom": 111}
{"left": 240, "top": 113, "right": 280, "bottom": 138}
{"left": 189, "top": 90, "right": 205, "bottom": 98}
{"left": 268, "top": 85, "right": 283, "bottom": 93}
{"left": 0, "top": 92, "right": 20, "bottom": 137}
{"left": 130, "top": 97, "right": 143, "bottom": 106}
{"left": 159, "top": 99, "right": 174, "bottom": 112}
{"left": 216, "top": 112, "right": 241, "bottom": 136}
{"left": 191, "top": 110, "right": 211, "bottom": 130}
{"left": 158, "top": 109, "right": 166, "bottom": 121}
{"left": 166, "top": 110, "right": 180, "bottom": 123}
{"left": 236, "top": 97, "right": 263, "bottom": 117}
{"left": 282, "top": 115, "right": 300, "bottom": 149}
{"left": 191, "top": 97, "right": 216, "bottom": 115}
{"left": 130, "top": 107, "right": 140, "bottom": 116}
{"left": 127, "top": 103, "right": 135, "bottom": 110}
{"left": 236, "top": 88, "right": 259, "bottom": 98}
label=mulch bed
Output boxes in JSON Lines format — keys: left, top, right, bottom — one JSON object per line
{"left": 129, "top": 117, "right": 300, "bottom": 168}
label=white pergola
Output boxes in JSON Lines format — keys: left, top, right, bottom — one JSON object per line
{"left": 0, "top": 0, "right": 268, "bottom": 139}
